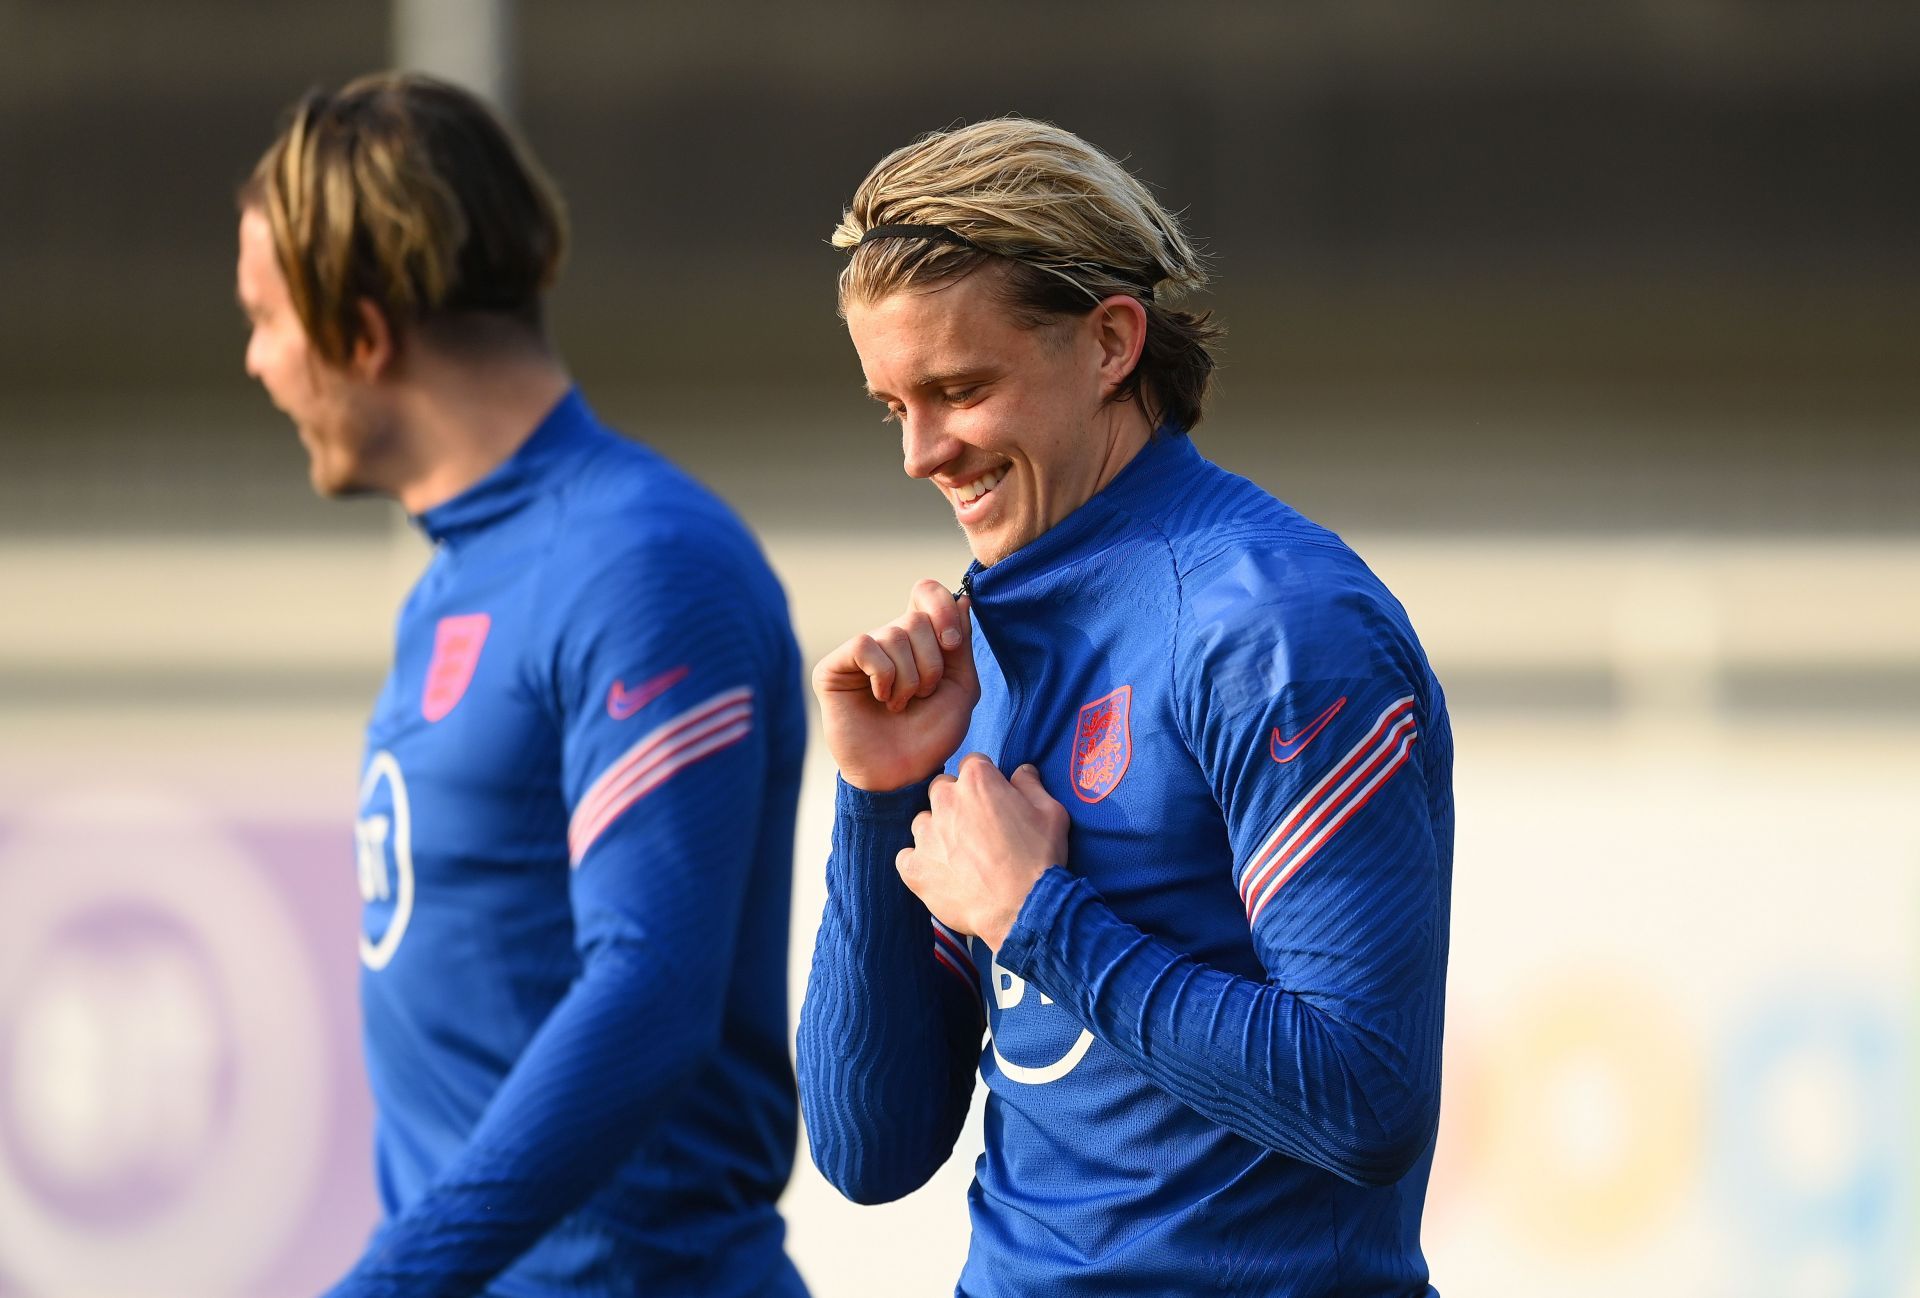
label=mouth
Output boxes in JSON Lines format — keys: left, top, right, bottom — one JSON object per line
{"left": 951, "top": 465, "right": 1008, "bottom": 519}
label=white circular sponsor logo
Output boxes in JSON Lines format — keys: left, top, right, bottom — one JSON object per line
{"left": 357, "top": 750, "right": 414, "bottom": 971}
{"left": 0, "top": 789, "right": 327, "bottom": 1295}
{"left": 985, "top": 951, "right": 1094, "bottom": 1086}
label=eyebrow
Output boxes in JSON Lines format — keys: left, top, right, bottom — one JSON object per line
{"left": 864, "top": 366, "right": 990, "bottom": 402}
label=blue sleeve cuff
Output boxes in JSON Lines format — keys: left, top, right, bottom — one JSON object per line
{"left": 834, "top": 773, "right": 932, "bottom": 820}
{"left": 823, "top": 774, "right": 937, "bottom": 924}
{"left": 993, "top": 864, "right": 1085, "bottom": 986}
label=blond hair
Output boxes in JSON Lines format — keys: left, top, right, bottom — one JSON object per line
{"left": 834, "top": 117, "right": 1222, "bottom": 430}
{"left": 241, "top": 71, "right": 567, "bottom": 365}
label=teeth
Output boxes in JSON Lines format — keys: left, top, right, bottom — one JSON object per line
{"left": 955, "top": 467, "right": 1006, "bottom": 504}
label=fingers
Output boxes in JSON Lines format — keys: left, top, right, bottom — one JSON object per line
{"left": 845, "top": 633, "right": 900, "bottom": 705}
{"left": 907, "top": 579, "right": 966, "bottom": 651}
{"left": 813, "top": 578, "right": 975, "bottom": 713}
{"left": 945, "top": 596, "right": 978, "bottom": 693}
{"left": 894, "top": 846, "right": 923, "bottom": 895}
{"left": 926, "top": 774, "right": 956, "bottom": 833}
{"left": 908, "top": 580, "right": 978, "bottom": 697}
{"left": 934, "top": 756, "right": 1065, "bottom": 841}
{"left": 935, "top": 754, "right": 1009, "bottom": 813}
{"left": 902, "top": 615, "right": 945, "bottom": 700}
{"left": 955, "top": 751, "right": 1001, "bottom": 787}
{"left": 842, "top": 621, "right": 929, "bottom": 710}
{"left": 1009, "top": 763, "right": 1060, "bottom": 815}
{"left": 948, "top": 759, "right": 1070, "bottom": 842}
{"left": 812, "top": 631, "right": 875, "bottom": 694}
{"left": 896, "top": 843, "right": 939, "bottom": 903}
{"left": 877, "top": 625, "right": 927, "bottom": 707}
{"left": 849, "top": 604, "right": 952, "bottom": 710}
{"left": 1011, "top": 763, "right": 1072, "bottom": 848}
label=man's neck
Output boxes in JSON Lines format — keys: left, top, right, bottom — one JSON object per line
{"left": 1087, "top": 399, "right": 1157, "bottom": 501}
{"left": 389, "top": 349, "right": 574, "bottom": 516}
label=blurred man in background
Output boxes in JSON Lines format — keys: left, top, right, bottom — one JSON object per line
{"left": 235, "top": 72, "right": 808, "bottom": 1297}
{"left": 798, "top": 119, "right": 1454, "bottom": 1295}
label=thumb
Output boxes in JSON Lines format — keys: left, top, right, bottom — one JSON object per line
{"left": 945, "top": 595, "right": 978, "bottom": 691}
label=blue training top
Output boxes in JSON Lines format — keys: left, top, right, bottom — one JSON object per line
{"left": 336, "top": 390, "right": 809, "bottom": 1297}
{"left": 799, "top": 430, "right": 1453, "bottom": 1297}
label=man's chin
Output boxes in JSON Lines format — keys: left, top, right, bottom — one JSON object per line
{"left": 959, "top": 521, "right": 1022, "bottom": 569}
{"left": 314, "top": 479, "right": 380, "bottom": 502}
{"left": 306, "top": 461, "right": 344, "bottom": 499}
{"left": 306, "top": 456, "right": 376, "bottom": 502}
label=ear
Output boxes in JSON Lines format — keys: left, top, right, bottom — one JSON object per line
{"left": 1089, "top": 294, "right": 1149, "bottom": 399}
{"left": 348, "top": 298, "right": 397, "bottom": 381}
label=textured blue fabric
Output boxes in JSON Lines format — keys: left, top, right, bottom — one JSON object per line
{"left": 798, "top": 431, "right": 1451, "bottom": 1296}
{"left": 331, "top": 391, "right": 809, "bottom": 1297}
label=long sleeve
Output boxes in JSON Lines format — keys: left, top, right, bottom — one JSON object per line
{"left": 995, "top": 844, "right": 1440, "bottom": 1188}
{"left": 330, "top": 925, "right": 738, "bottom": 1293}
{"left": 328, "top": 539, "right": 789, "bottom": 1296}
{"left": 796, "top": 778, "right": 983, "bottom": 1204}
{"left": 994, "top": 553, "right": 1453, "bottom": 1190}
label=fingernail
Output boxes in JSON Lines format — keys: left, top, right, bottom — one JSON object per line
{"left": 941, "top": 629, "right": 961, "bottom": 648}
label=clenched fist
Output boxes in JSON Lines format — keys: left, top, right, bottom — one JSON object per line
{"left": 813, "top": 578, "right": 980, "bottom": 792}
{"left": 897, "top": 756, "right": 1071, "bottom": 951}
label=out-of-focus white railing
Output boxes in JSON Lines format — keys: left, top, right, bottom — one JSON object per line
{"left": 4, "top": 534, "right": 1913, "bottom": 720}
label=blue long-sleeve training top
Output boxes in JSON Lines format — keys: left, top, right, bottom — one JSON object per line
{"left": 798, "top": 429, "right": 1453, "bottom": 1297}
{"left": 333, "top": 390, "right": 809, "bottom": 1298}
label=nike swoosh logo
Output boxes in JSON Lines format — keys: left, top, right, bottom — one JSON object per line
{"left": 607, "top": 665, "right": 690, "bottom": 720}
{"left": 1270, "top": 696, "right": 1347, "bottom": 763}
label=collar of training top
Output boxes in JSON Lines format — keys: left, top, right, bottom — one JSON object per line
{"left": 962, "top": 424, "right": 1196, "bottom": 611}
{"left": 412, "top": 387, "right": 596, "bottom": 544}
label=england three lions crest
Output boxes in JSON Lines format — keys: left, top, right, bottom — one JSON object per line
{"left": 1070, "top": 685, "right": 1132, "bottom": 804}
{"left": 421, "top": 612, "right": 491, "bottom": 722}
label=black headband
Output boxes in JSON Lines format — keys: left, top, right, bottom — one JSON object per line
{"left": 854, "top": 223, "right": 1157, "bottom": 301}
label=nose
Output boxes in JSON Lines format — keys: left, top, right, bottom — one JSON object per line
{"left": 900, "top": 410, "right": 960, "bottom": 480}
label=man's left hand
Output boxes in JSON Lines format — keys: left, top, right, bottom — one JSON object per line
{"left": 898, "top": 755, "right": 1070, "bottom": 951}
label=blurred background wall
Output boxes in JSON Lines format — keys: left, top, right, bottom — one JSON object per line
{"left": 0, "top": 2, "right": 1915, "bottom": 1294}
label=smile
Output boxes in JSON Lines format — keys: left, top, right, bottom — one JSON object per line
{"left": 954, "top": 466, "right": 1006, "bottom": 505}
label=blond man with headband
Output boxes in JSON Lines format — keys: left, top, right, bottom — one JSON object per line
{"left": 797, "top": 118, "right": 1454, "bottom": 1296}
{"left": 236, "top": 73, "right": 809, "bottom": 1297}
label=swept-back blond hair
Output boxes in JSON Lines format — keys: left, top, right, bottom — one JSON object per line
{"left": 834, "top": 117, "right": 1222, "bottom": 431}
{"left": 240, "top": 71, "right": 567, "bottom": 366}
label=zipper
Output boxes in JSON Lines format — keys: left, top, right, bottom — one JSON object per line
{"left": 965, "top": 568, "right": 1031, "bottom": 772}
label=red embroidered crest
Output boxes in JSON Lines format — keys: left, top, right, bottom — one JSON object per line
{"left": 1070, "top": 685, "right": 1132, "bottom": 804}
{"left": 421, "top": 613, "right": 491, "bottom": 722}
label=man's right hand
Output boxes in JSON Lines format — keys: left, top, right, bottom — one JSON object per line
{"left": 813, "top": 579, "right": 980, "bottom": 792}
